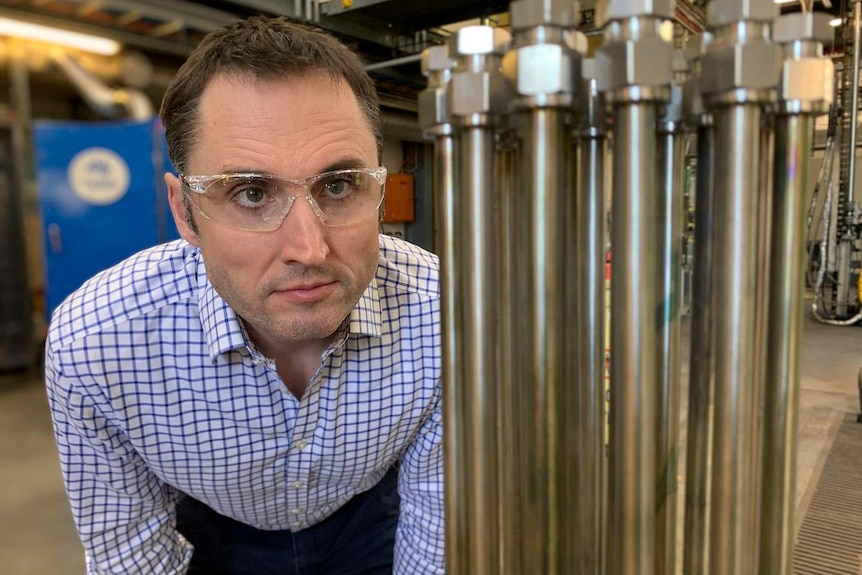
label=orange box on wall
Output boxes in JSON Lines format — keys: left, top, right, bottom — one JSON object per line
{"left": 383, "top": 173, "right": 415, "bottom": 223}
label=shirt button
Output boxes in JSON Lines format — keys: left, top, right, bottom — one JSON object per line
{"left": 294, "top": 439, "right": 308, "bottom": 451}
{"left": 291, "top": 508, "right": 303, "bottom": 514}
{"left": 291, "top": 480, "right": 304, "bottom": 489}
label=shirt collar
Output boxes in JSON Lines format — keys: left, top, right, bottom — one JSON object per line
{"left": 196, "top": 266, "right": 248, "bottom": 363}
{"left": 348, "top": 276, "right": 381, "bottom": 338}
{"left": 196, "top": 259, "right": 383, "bottom": 362}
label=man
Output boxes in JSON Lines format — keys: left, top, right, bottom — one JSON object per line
{"left": 45, "top": 16, "right": 443, "bottom": 575}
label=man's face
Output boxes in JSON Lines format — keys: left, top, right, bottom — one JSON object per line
{"left": 166, "top": 72, "right": 380, "bottom": 353}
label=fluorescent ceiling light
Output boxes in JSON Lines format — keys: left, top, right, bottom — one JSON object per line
{"left": 830, "top": 17, "right": 843, "bottom": 27}
{"left": 774, "top": 0, "right": 797, "bottom": 4}
{"left": 0, "top": 17, "right": 120, "bottom": 55}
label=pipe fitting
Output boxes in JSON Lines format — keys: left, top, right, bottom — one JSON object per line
{"left": 596, "top": 0, "right": 674, "bottom": 24}
{"left": 419, "top": 45, "right": 456, "bottom": 132}
{"left": 595, "top": 17, "right": 672, "bottom": 100}
{"left": 701, "top": 22, "right": 780, "bottom": 101}
{"left": 707, "top": 0, "right": 778, "bottom": 29}
{"left": 448, "top": 26, "right": 513, "bottom": 120}
{"left": 773, "top": 13, "right": 834, "bottom": 114}
{"left": 510, "top": 0, "right": 581, "bottom": 28}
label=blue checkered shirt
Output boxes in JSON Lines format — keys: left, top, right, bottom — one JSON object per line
{"left": 45, "top": 234, "right": 443, "bottom": 574}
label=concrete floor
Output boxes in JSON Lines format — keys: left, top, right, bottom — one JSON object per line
{"left": 0, "top": 308, "right": 860, "bottom": 574}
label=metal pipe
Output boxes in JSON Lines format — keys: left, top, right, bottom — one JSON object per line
{"left": 681, "top": 34, "right": 714, "bottom": 575}
{"left": 684, "top": 120, "right": 715, "bottom": 575}
{"left": 596, "top": 10, "right": 672, "bottom": 575}
{"left": 608, "top": 101, "right": 660, "bottom": 575}
{"left": 459, "top": 123, "right": 500, "bottom": 575}
{"left": 576, "top": 58, "right": 606, "bottom": 575}
{"left": 436, "top": 132, "right": 467, "bottom": 575}
{"left": 447, "top": 27, "right": 510, "bottom": 574}
{"left": 495, "top": 129, "right": 521, "bottom": 574}
{"left": 520, "top": 107, "right": 568, "bottom": 573}
{"left": 419, "top": 45, "right": 465, "bottom": 575}
{"left": 759, "top": 111, "right": 812, "bottom": 575}
{"left": 848, "top": 0, "right": 861, "bottom": 208}
{"left": 760, "top": 16, "right": 834, "bottom": 572}
{"left": 709, "top": 102, "right": 763, "bottom": 575}
{"left": 838, "top": 0, "right": 862, "bottom": 317}
{"left": 655, "top": 65, "right": 686, "bottom": 575}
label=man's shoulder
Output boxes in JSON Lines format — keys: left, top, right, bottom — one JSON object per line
{"left": 48, "top": 240, "right": 199, "bottom": 351}
{"left": 377, "top": 234, "right": 439, "bottom": 300}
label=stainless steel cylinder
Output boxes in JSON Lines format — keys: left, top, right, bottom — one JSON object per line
{"left": 419, "top": 44, "right": 465, "bottom": 575}
{"left": 759, "top": 13, "right": 833, "bottom": 573}
{"left": 655, "top": 55, "right": 686, "bottom": 575}
{"left": 681, "top": 34, "right": 714, "bottom": 575}
{"left": 596, "top": 5, "right": 673, "bottom": 573}
{"left": 709, "top": 102, "right": 764, "bottom": 575}
{"left": 447, "top": 25, "right": 510, "bottom": 575}
{"left": 607, "top": 100, "right": 661, "bottom": 575}
{"left": 683, "top": 120, "right": 715, "bottom": 575}
{"left": 503, "top": 2, "right": 581, "bottom": 571}
{"left": 576, "top": 57, "right": 607, "bottom": 575}
{"left": 701, "top": 3, "right": 779, "bottom": 571}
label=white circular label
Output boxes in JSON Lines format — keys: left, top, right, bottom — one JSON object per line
{"left": 68, "top": 147, "right": 131, "bottom": 206}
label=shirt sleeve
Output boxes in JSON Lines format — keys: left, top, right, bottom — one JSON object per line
{"left": 394, "top": 386, "right": 444, "bottom": 575}
{"left": 45, "top": 341, "right": 192, "bottom": 574}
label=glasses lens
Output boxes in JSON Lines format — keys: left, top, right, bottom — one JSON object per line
{"left": 310, "top": 170, "right": 382, "bottom": 225}
{"left": 185, "top": 169, "right": 383, "bottom": 231}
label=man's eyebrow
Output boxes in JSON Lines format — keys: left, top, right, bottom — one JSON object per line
{"left": 319, "top": 158, "right": 371, "bottom": 173}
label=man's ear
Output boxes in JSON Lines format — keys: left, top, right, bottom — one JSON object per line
{"left": 165, "top": 172, "right": 200, "bottom": 247}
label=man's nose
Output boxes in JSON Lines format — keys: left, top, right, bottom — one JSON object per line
{"left": 275, "top": 195, "right": 330, "bottom": 266}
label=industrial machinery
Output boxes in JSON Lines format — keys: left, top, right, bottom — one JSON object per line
{"left": 421, "top": 0, "right": 835, "bottom": 573}
{"left": 807, "top": 3, "right": 862, "bottom": 327}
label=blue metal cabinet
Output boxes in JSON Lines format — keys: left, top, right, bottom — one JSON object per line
{"left": 34, "top": 118, "right": 178, "bottom": 318}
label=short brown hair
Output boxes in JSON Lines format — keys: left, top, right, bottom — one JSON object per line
{"left": 160, "top": 16, "right": 383, "bottom": 173}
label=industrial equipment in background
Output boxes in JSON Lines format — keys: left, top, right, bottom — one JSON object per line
{"left": 807, "top": 3, "right": 862, "bottom": 327}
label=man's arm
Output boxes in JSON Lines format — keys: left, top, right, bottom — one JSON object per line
{"left": 394, "top": 387, "right": 444, "bottom": 574}
{"left": 45, "top": 342, "right": 192, "bottom": 574}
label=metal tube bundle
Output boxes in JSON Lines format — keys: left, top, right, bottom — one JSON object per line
{"left": 700, "top": 0, "right": 780, "bottom": 572}
{"left": 595, "top": 0, "right": 674, "bottom": 572}
{"left": 759, "top": 13, "right": 833, "bottom": 574}
{"left": 420, "top": 0, "right": 835, "bottom": 572}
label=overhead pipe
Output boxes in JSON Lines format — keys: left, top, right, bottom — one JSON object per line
{"left": 50, "top": 50, "right": 153, "bottom": 119}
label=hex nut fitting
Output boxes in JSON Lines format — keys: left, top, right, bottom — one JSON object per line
{"left": 449, "top": 25, "right": 511, "bottom": 57}
{"left": 510, "top": 0, "right": 581, "bottom": 28}
{"left": 701, "top": 41, "right": 780, "bottom": 94}
{"left": 602, "top": 0, "right": 674, "bottom": 22}
{"left": 502, "top": 43, "right": 577, "bottom": 96}
{"left": 596, "top": 35, "right": 672, "bottom": 92}
{"left": 684, "top": 33, "right": 710, "bottom": 63}
{"left": 773, "top": 12, "right": 833, "bottom": 44}
{"left": 421, "top": 44, "right": 455, "bottom": 76}
{"left": 707, "top": 0, "right": 778, "bottom": 29}
{"left": 779, "top": 58, "right": 834, "bottom": 108}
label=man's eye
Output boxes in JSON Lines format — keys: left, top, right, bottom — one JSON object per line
{"left": 324, "top": 179, "right": 350, "bottom": 197}
{"left": 236, "top": 186, "right": 267, "bottom": 204}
